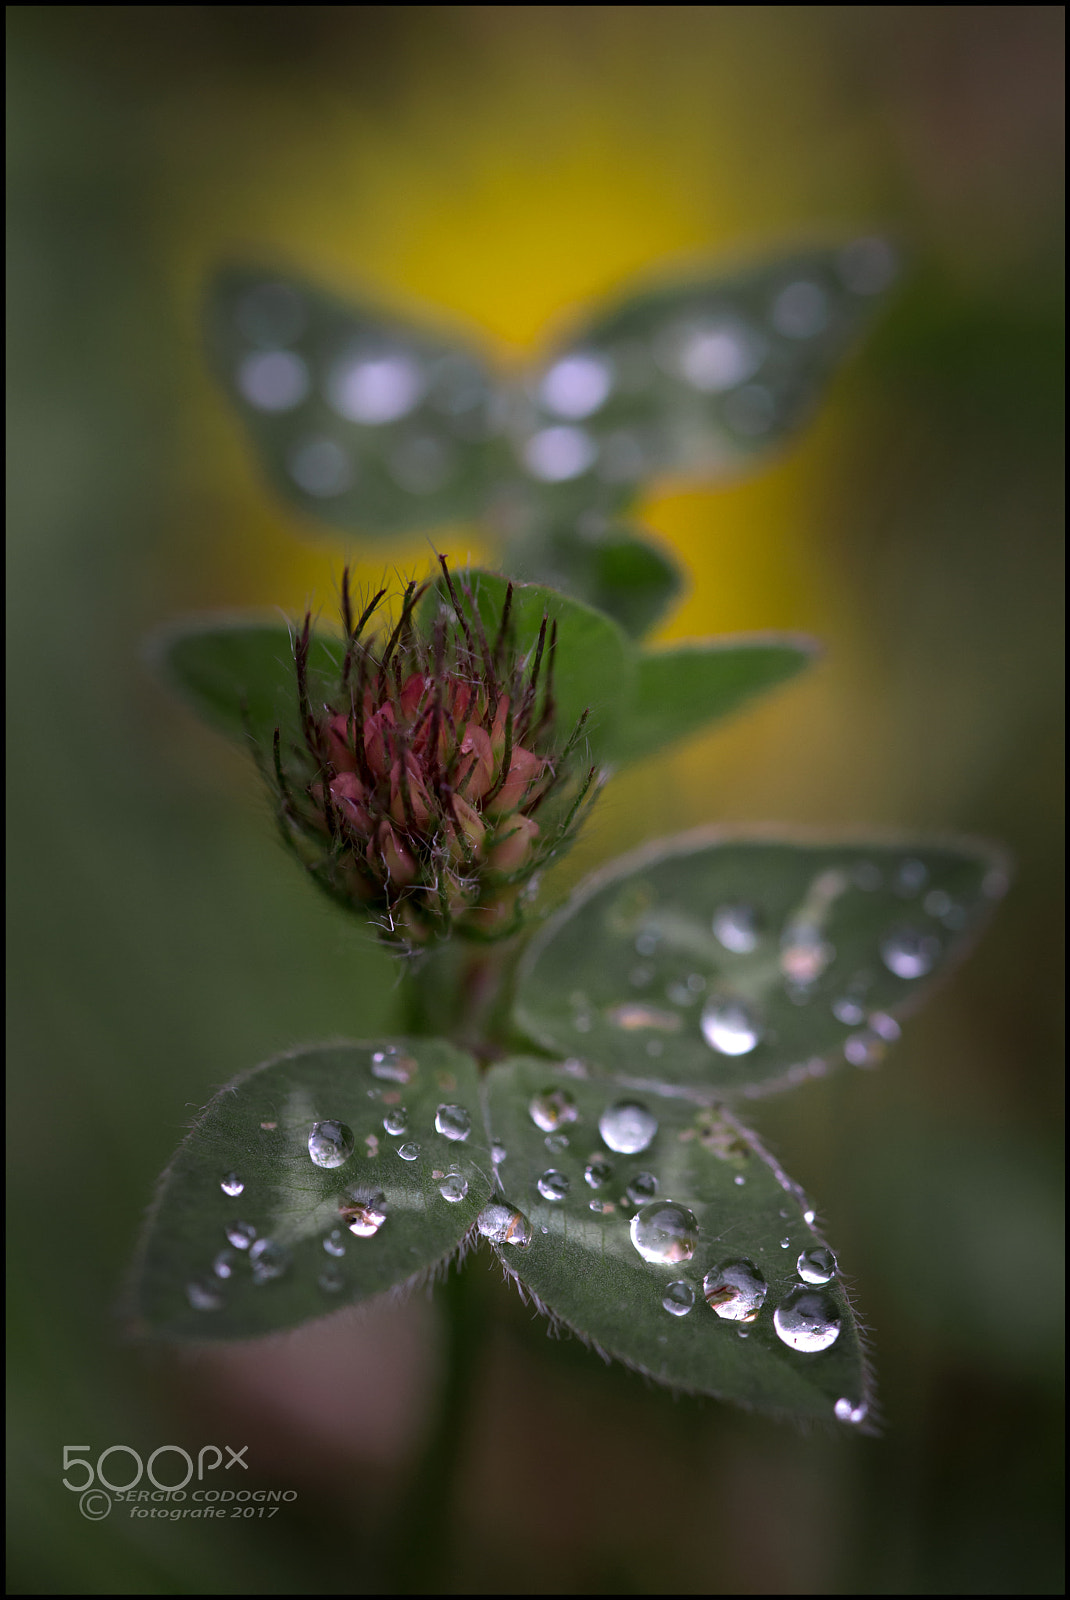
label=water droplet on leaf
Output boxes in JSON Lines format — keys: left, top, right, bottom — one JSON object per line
{"left": 220, "top": 1173, "right": 244, "bottom": 1198}
{"left": 630, "top": 1203, "right": 699, "bottom": 1265}
{"left": 308, "top": 1120, "right": 355, "bottom": 1169}
{"left": 544, "top": 1133, "right": 569, "bottom": 1153}
{"left": 249, "top": 1238, "right": 290, "bottom": 1283}
{"left": 319, "top": 1266, "right": 345, "bottom": 1294}
{"left": 438, "top": 1172, "right": 469, "bottom": 1204}
{"left": 397, "top": 1142, "right": 420, "bottom": 1161}
{"left": 834, "top": 1397, "right": 869, "bottom": 1424}
{"left": 626, "top": 1172, "right": 659, "bottom": 1204}
{"left": 212, "top": 1249, "right": 236, "bottom": 1281}
{"left": 832, "top": 996, "right": 865, "bottom": 1026}
{"left": 435, "top": 1104, "right": 471, "bottom": 1143}
{"left": 881, "top": 927, "right": 940, "bottom": 980}
{"left": 341, "top": 1188, "right": 388, "bottom": 1238}
{"left": 703, "top": 1260, "right": 767, "bottom": 1322}
{"left": 225, "top": 1221, "right": 256, "bottom": 1250}
{"left": 537, "top": 1170, "right": 569, "bottom": 1202}
{"left": 774, "top": 1286, "right": 842, "bottom": 1351}
{"left": 529, "top": 1089, "right": 579, "bottom": 1133}
{"left": 383, "top": 1108, "right": 409, "bottom": 1137}
{"left": 662, "top": 1280, "right": 696, "bottom": 1317}
{"left": 322, "top": 1228, "right": 347, "bottom": 1258}
{"left": 187, "top": 1281, "right": 223, "bottom": 1312}
{"left": 797, "top": 1246, "right": 837, "bottom": 1284}
{"left": 476, "top": 1203, "right": 532, "bottom": 1248}
{"left": 599, "top": 1101, "right": 658, "bottom": 1154}
{"left": 585, "top": 1158, "right": 613, "bottom": 1189}
{"left": 701, "top": 999, "right": 762, "bottom": 1056}
{"left": 712, "top": 903, "right": 759, "bottom": 954}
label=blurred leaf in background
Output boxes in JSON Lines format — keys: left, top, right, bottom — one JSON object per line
{"left": 7, "top": 6, "right": 1063, "bottom": 1595}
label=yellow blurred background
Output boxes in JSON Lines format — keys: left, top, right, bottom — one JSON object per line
{"left": 8, "top": 8, "right": 1063, "bottom": 1594}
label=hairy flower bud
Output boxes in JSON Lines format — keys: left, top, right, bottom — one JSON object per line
{"left": 267, "top": 561, "right": 596, "bottom": 951}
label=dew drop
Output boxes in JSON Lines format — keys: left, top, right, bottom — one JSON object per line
{"left": 634, "top": 928, "right": 660, "bottom": 956}
{"left": 701, "top": 999, "right": 762, "bottom": 1056}
{"left": 318, "top": 1266, "right": 345, "bottom": 1294}
{"left": 249, "top": 1238, "right": 290, "bottom": 1284}
{"left": 476, "top": 1203, "right": 533, "bottom": 1248}
{"left": 383, "top": 1108, "right": 409, "bottom": 1137}
{"left": 868, "top": 1011, "right": 901, "bottom": 1042}
{"left": 523, "top": 425, "right": 596, "bottom": 482}
{"left": 212, "top": 1249, "right": 237, "bottom": 1281}
{"left": 438, "top": 1172, "right": 469, "bottom": 1204}
{"left": 630, "top": 1203, "right": 699, "bottom": 1265}
{"left": 832, "top": 996, "right": 865, "bottom": 1026}
{"left": 287, "top": 437, "right": 353, "bottom": 498}
{"left": 187, "top": 1281, "right": 223, "bottom": 1312}
{"left": 225, "top": 1221, "right": 256, "bottom": 1251}
{"left": 544, "top": 1133, "right": 569, "bottom": 1154}
{"left": 308, "top": 1120, "right": 355, "bottom": 1169}
{"left": 703, "top": 1260, "right": 767, "bottom": 1322}
{"left": 585, "top": 1158, "right": 613, "bottom": 1189}
{"left": 322, "top": 1228, "right": 347, "bottom": 1258}
{"left": 834, "top": 1397, "right": 869, "bottom": 1425}
{"left": 662, "top": 1280, "right": 696, "bottom": 1317}
{"left": 237, "top": 349, "right": 310, "bottom": 412}
{"left": 894, "top": 858, "right": 928, "bottom": 896}
{"left": 803, "top": 1209, "right": 816, "bottom": 1225}
{"left": 529, "top": 1088, "right": 579, "bottom": 1133}
{"left": 491, "top": 1143, "right": 507, "bottom": 1163}
{"left": 220, "top": 1173, "right": 244, "bottom": 1198}
{"left": 538, "top": 353, "right": 614, "bottom": 419}
{"left": 734, "top": 1175, "right": 745, "bottom": 1187}
{"left": 780, "top": 926, "right": 834, "bottom": 985}
{"left": 844, "top": 1029, "right": 885, "bottom": 1068}
{"left": 397, "top": 1142, "right": 420, "bottom": 1161}
{"left": 434, "top": 1104, "right": 471, "bottom": 1143}
{"left": 599, "top": 1101, "right": 658, "bottom": 1155}
{"left": 606, "top": 1003, "right": 681, "bottom": 1033}
{"left": 774, "top": 1286, "right": 842, "bottom": 1352}
{"left": 341, "top": 1188, "right": 387, "bottom": 1238}
{"left": 329, "top": 352, "right": 424, "bottom": 424}
{"left": 626, "top": 1172, "right": 659, "bottom": 1205}
{"left": 712, "top": 903, "right": 759, "bottom": 954}
{"left": 780, "top": 1238, "right": 791, "bottom": 1249}
{"left": 537, "top": 1170, "right": 569, "bottom": 1202}
{"left": 371, "top": 1046, "right": 416, "bottom": 1083}
{"left": 881, "top": 926, "right": 940, "bottom": 979}
{"left": 797, "top": 1246, "right": 837, "bottom": 1284}
{"left": 771, "top": 279, "right": 828, "bottom": 339}
{"left": 675, "top": 319, "right": 762, "bottom": 392}
{"left": 923, "top": 888, "right": 952, "bottom": 918}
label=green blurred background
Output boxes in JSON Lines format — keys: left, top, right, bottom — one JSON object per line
{"left": 7, "top": 7, "right": 1063, "bottom": 1593}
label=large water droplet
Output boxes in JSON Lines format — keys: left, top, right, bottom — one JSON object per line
{"left": 626, "top": 1172, "right": 659, "bottom": 1204}
{"left": 225, "top": 1221, "right": 257, "bottom": 1251}
{"left": 834, "top": 1397, "right": 869, "bottom": 1425}
{"left": 318, "top": 1266, "right": 345, "bottom": 1294}
{"left": 329, "top": 352, "right": 424, "bottom": 424}
{"left": 529, "top": 1088, "right": 579, "bottom": 1133}
{"left": 630, "top": 1203, "right": 699, "bottom": 1265}
{"left": 322, "top": 1228, "right": 347, "bottom": 1258}
{"left": 712, "top": 903, "right": 760, "bottom": 953}
{"left": 797, "top": 1246, "right": 837, "bottom": 1284}
{"left": 383, "top": 1108, "right": 409, "bottom": 1137}
{"left": 476, "top": 1203, "right": 533, "bottom": 1247}
{"left": 187, "top": 1281, "right": 223, "bottom": 1312}
{"left": 220, "top": 1173, "right": 244, "bottom": 1198}
{"left": 880, "top": 927, "right": 940, "bottom": 980}
{"left": 438, "top": 1172, "right": 469, "bottom": 1204}
{"left": 434, "top": 1104, "right": 471, "bottom": 1142}
{"left": 599, "top": 1101, "right": 658, "bottom": 1155}
{"left": 585, "top": 1158, "right": 613, "bottom": 1189}
{"left": 701, "top": 999, "right": 762, "bottom": 1056}
{"left": 662, "top": 1280, "right": 696, "bottom": 1317}
{"left": 703, "top": 1260, "right": 767, "bottom": 1322}
{"left": 341, "top": 1188, "right": 387, "bottom": 1238}
{"left": 773, "top": 1287, "right": 842, "bottom": 1351}
{"left": 397, "top": 1142, "right": 420, "bottom": 1161}
{"left": 370, "top": 1046, "right": 415, "bottom": 1083}
{"left": 537, "top": 1170, "right": 569, "bottom": 1202}
{"left": 212, "top": 1249, "right": 237, "bottom": 1281}
{"left": 308, "top": 1120, "right": 355, "bottom": 1169}
{"left": 249, "top": 1238, "right": 290, "bottom": 1284}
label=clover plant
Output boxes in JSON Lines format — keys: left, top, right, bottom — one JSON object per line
{"left": 130, "top": 239, "right": 1007, "bottom": 1432}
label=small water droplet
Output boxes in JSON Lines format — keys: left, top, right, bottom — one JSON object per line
{"left": 703, "top": 1260, "right": 767, "bottom": 1322}
{"left": 774, "top": 1287, "right": 842, "bottom": 1352}
{"left": 589, "top": 1198, "right": 614, "bottom": 1214}
{"left": 476, "top": 1203, "right": 532, "bottom": 1247}
{"left": 701, "top": 999, "right": 762, "bottom": 1056}
{"left": 187, "top": 1280, "right": 223, "bottom": 1312}
{"left": 212, "top": 1249, "right": 237, "bottom": 1280}
{"left": 780, "top": 925, "right": 834, "bottom": 985}
{"left": 780, "top": 1238, "right": 791, "bottom": 1249}
{"left": 881, "top": 926, "right": 940, "bottom": 980}
{"left": 832, "top": 996, "right": 865, "bottom": 1026}
{"left": 630, "top": 1203, "right": 699, "bottom": 1265}
{"left": 844, "top": 1029, "right": 885, "bottom": 1068}
{"left": 537, "top": 1170, "right": 569, "bottom": 1202}
{"left": 606, "top": 1003, "right": 681, "bottom": 1033}
{"left": 370, "top": 1046, "right": 415, "bottom": 1083}
{"left": 803, "top": 1209, "right": 816, "bottom": 1225}
{"left": 249, "top": 1238, "right": 290, "bottom": 1283}
{"left": 923, "top": 888, "right": 952, "bottom": 918}
{"left": 434, "top": 1104, "right": 471, "bottom": 1142}
{"left": 319, "top": 1266, "right": 345, "bottom": 1294}
{"left": 322, "top": 1228, "right": 347, "bottom": 1258}
{"left": 438, "top": 1172, "right": 469, "bottom": 1204}
{"left": 225, "top": 1221, "right": 257, "bottom": 1250}
{"left": 341, "top": 1188, "right": 387, "bottom": 1238}
{"left": 868, "top": 1011, "right": 901, "bottom": 1042}
{"left": 662, "top": 1281, "right": 696, "bottom": 1317}
{"left": 491, "top": 1143, "right": 507, "bottom": 1163}
{"left": 734, "top": 1175, "right": 745, "bottom": 1187}
{"left": 544, "top": 1133, "right": 569, "bottom": 1153}
{"left": 771, "top": 279, "right": 828, "bottom": 338}
{"left": 308, "top": 1120, "right": 355, "bottom": 1169}
{"left": 797, "top": 1246, "right": 837, "bottom": 1284}
{"left": 834, "top": 1397, "right": 869, "bottom": 1425}
{"left": 538, "top": 352, "right": 614, "bottom": 419}
{"left": 894, "top": 858, "right": 928, "bottom": 896}
{"left": 260, "top": 1121, "right": 277, "bottom": 1132}
{"left": 626, "top": 1172, "right": 659, "bottom": 1204}
{"left": 599, "top": 1101, "right": 658, "bottom": 1155}
{"left": 383, "top": 1108, "right": 409, "bottom": 1137}
{"left": 585, "top": 1158, "right": 613, "bottom": 1189}
{"left": 529, "top": 1088, "right": 579, "bottom": 1133}
{"left": 712, "top": 903, "right": 760, "bottom": 954}
{"left": 634, "top": 929, "right": 659, "bottom": 956}
{"left": 220, "top": 1172, "right": 244, "bottom": 1197}
{"left": 397, "top": 1142, "right": 420, "bottom": 1161}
